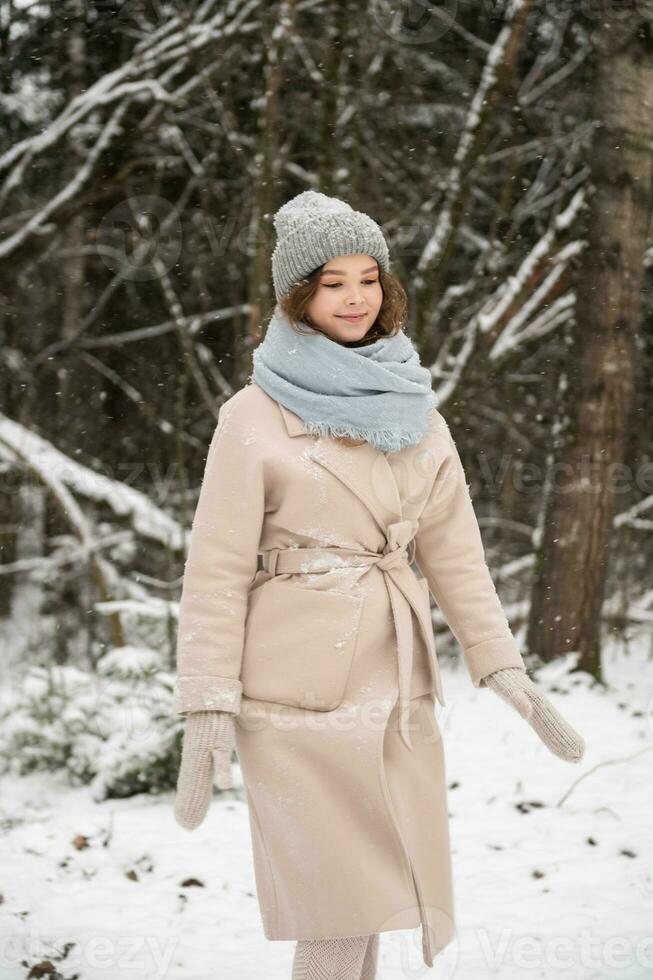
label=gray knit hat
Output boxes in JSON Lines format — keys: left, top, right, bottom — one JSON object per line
{"left": 271, "top": 191, "right": 390, "bottom": 301}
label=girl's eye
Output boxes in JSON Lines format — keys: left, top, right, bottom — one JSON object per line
{"left": 323, "top": 279, "right": 378, "bottom": 288}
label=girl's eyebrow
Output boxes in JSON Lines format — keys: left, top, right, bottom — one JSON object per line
{"left": 320, "top": 265, "right": 378, "bottom": 276}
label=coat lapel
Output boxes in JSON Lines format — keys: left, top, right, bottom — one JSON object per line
{"left": 277, "top": 400, "right": 403, "bottom": 533}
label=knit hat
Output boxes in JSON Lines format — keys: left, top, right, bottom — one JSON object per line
{"left": 271, "top": 191, "right": 390, "bottom": 301}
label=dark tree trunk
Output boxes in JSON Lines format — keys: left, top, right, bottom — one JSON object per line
{"left": 526, "top": 16, "right": 653, "bottom": 680}
{"left": 243, "top": 0, "right": 297, "bottom": 383}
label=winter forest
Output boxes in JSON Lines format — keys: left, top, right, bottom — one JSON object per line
{"left": 0, "top": 1, "right": 652, "bottom": 978}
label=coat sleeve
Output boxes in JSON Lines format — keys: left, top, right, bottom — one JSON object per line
{"left": 173, "top": 397, "right": 265, "bottom": 714}
{"left": 413, "top": 419, "right": 526, "bottom": 687}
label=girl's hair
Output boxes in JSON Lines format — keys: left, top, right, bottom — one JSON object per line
{"left": 272, "top": 261, "right": 408, "bottom": 346}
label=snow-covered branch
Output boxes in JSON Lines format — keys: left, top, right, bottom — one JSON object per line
{"left": 0, "top": 420, "right": 125, "bottom": 646}
{"left": 0, "top": 0, "right": 260, "bottom": 256}
{"left": 417, "top": 0, "right": 530, "bottom": 275}
{"left": 478, "top": 188, "right": 586, "bottom": 337}
{"left": 0, "top": 416, "right": 185, "bottom": 551}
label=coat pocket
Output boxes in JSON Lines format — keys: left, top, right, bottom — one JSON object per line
{"left": 240, "top": 579, "right": 365, "bottom": 711}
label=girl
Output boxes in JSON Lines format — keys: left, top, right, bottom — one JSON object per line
{"left": 172, "top": 191, "right": 585, "bottom": 979}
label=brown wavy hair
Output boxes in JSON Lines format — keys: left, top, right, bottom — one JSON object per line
{"left": 270, "top": 260, "right": 408, "bottom": 346}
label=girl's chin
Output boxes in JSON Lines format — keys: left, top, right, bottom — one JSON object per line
{"left": 339, "top": 328, "right": 375, "bottom": 347}
{"left": 336, "top": 330, "right": 368, "bottom": 344}
{"left": 332, "top": 315, "right": 369, "bottom": 333}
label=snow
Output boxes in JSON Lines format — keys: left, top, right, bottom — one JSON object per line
{"left": 0, "top": 641, "right": 651, "bottom": 979}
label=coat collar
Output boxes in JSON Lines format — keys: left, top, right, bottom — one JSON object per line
{"left": 277, "top": 400, "right": 309, "bottom": 437}
{"left": 276, "top": 398, "right": 404, "bottom": 530}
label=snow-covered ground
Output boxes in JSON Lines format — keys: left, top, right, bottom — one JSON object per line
{"left": 1, "top": 644, "right": 651, "bottom": 980}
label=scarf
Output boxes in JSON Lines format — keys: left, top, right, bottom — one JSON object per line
{"left": 250, "top": 307, "right": 438, "bottom": 453}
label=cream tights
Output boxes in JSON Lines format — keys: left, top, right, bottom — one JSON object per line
{"left": 291, "top": 933, "right": 379, "bottom": 979}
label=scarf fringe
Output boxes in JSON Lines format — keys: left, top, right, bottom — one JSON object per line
{"left": 303, "top": 419, "right": 417, "bottom": 454}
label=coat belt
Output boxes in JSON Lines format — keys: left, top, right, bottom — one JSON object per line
{"left": 261, "top": 519, "right": 440, "bottom": 751}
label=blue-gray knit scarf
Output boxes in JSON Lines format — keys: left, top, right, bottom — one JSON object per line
{"left": 250, "top": 306, "right": 438, "bottom": 453}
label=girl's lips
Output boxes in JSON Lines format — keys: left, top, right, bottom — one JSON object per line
{"left": 337, "top": 313, "right": 367, "bottom": 322}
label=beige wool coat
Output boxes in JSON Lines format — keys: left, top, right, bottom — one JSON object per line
{"left": 174, "top": 381, "right": 527, "bottom": 968}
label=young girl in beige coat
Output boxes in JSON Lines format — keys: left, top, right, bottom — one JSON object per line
{"left": 173, "top": 192, "right": 585, "bottom": 979}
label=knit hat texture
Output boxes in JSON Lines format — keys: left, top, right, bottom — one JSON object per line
{"left": 271, "top": 191, "right": 390, "bottom": 301}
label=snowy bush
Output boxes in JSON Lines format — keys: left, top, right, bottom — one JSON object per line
{"left": 0, "top": 645, "right": 184, "bottom": 800}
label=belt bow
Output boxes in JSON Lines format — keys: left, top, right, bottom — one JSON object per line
{"left": 376, "top": 518, "right": 417, "bottom": 571}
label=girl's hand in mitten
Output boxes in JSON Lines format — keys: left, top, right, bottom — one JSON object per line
{"left": 174, "top": 710, "right": 236, "bottom": 831}
{"left": 483, "top": 667, "right": 585, "bottom": 764}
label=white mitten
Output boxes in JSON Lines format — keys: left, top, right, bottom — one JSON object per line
{"left": 484, "top": 667, "right": 585, "bottom": 763}
{"left": 174, "top": 710, "right": 236, "bottom": 830}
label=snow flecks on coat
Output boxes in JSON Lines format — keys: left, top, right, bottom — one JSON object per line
{"left": 297, "top": 554, "right": 357, "bottom": 573}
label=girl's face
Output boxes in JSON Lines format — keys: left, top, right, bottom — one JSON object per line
{"left": 304, "top": 253, "right": 383, "bottom": 344}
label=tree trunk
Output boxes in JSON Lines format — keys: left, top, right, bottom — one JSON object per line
{"left": 242, "top": 0, "right": 297, "bottom": 383}
{"left": 526, "top": 15, "right": 653, "bottom": 680}
{"left": 57, "top": 0, "right": 87, "bottom": 434}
